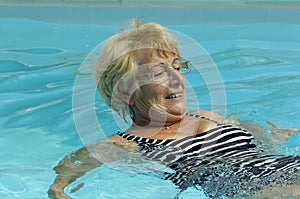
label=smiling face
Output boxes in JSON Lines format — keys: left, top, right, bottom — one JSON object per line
{"left": 128, "top": 50, "right": 188, "bottom": 127}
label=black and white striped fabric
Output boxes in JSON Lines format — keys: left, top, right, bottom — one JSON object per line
{"left": 117, "top": 113, "right": 300, "bottom": 198}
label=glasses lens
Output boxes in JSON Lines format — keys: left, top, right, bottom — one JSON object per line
{"left": 136, "top": 65, "right": 168, "bottom": 83}
{"left": 151, "top": 66, "right": 168, "bottom": 82}
{"left": 137, "top": 60, "right": 192, "bottom": 83}
{"left": 180, "top": 61, "right": 192, "bottom": 74}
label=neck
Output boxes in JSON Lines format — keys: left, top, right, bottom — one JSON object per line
{"left": 129, "top": 118, "right": 181, "bottom": 139}
{"left": 132, "top": 120, "right": 178, "bottom": 129}
{"left": 132, "top": 112, "right": 185, "bottom": 129}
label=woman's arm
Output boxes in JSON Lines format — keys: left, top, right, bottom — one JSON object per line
{"left": 223, "top": 114, "right": 299, "bottom": 153}
{"left": 48, "top": 135, "right": 140, "bottom": 199}
{"left": 191, "top": 110, "right": 298, "bottom": 152}
{"left": 252, "top": 183, "right": 300, "bottom": 198}
{"left": 47, "top": 147, "right": 101, "bottom": 199}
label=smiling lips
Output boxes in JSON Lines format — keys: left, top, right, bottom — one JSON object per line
{"left": 165, "top": 93, "right": 182, "bottom": 99}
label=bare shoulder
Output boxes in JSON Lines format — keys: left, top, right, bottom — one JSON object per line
{"left": 106, "top": 134, "right": 130, "bottom": 142}
{"left": 190, "top": 110, "right": 224, "bottom": 122}
{"left": 82, "top": 134, "right": 140, "bottom": 163}
{"left": 104, "top": 134, "right": 140, "bottom": 153}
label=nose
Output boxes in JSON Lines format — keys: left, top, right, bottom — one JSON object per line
{"left": 168, "top": 69, "right": 184, "bottom": 88}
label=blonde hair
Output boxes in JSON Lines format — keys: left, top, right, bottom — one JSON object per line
{"left": 95, "top": 19, "right": 181, "bottom": 121}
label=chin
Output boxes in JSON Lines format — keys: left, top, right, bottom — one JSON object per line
{"left": 166, "top": 107, "right": 187, "bottom": 117}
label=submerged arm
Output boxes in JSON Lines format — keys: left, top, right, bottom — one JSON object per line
{"left": 223, "top": 114, "right": 299, "bottom": 153}
{"left": 48, "top": 147, "right": 101, "bottom": 199}
{"left": 192, "top": 110, "right": 299, "bottom": 152}
{"left": 48, "top": 135, "right": 140, "bottom": 199}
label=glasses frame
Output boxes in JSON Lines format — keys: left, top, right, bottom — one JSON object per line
{"left": 136, "top": 58, "right": 193, "bottom": 83}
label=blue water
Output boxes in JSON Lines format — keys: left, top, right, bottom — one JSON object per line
{"left": 0, "top": 18, "right": 300, "bottom": 198}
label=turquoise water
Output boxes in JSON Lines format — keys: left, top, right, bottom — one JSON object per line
{"left": 0, "top": 18, "right": 300, "bottom": 198}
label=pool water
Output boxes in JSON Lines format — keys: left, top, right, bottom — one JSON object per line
{"left": 1, "top": 18, "right": 300, "bottom": 199}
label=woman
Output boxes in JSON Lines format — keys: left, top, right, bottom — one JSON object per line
{"left": 48, "top": 20, "right": 300, "bottom": 199}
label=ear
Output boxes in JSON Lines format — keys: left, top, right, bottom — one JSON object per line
{"left": 117, "top": 83, "right": 134, "bottom": 105}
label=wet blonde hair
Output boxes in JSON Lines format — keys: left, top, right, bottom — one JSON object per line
{"left": 95, "top": 19, "right": 181, "bottom": 121}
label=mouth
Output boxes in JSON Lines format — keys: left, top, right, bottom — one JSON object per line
{"left": 165, "top": 93, "right": 182, "bottom": 99}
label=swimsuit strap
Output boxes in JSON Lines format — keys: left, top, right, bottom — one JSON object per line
{"left": 185, "top": 112, "right": 223, "bottom": 126}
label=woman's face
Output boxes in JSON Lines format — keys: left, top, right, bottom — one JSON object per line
{"left": 131, "top": 51, "right": 187, "bottom": 125}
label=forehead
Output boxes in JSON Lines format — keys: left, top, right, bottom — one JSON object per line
{"left": 136, "top": 49, "right": 178, "bottom": 65}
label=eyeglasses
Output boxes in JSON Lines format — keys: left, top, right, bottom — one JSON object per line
{"left": 136, "top": 59, "right": 192, "bottom": 83}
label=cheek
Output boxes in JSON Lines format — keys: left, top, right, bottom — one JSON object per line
{"left": 138, "top": 85, "right": 167, "bottom": 107}
{"left": 135, "top": 85, "right": 156, "bottom": 104}
{"left": 141, "top": 84, "right": 165, "bottom": 97}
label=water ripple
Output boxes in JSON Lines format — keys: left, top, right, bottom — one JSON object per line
{"left": 212, "top": 47, "right": 300, "bottom": 70}
{"left": 0, "top": 59, "right": 80, "bottom": 75}
{"left": 0, "top": 173, "right": 25, "bottom": 194}
{"left": 2, "top": 48, "right": 63, "bottom": 55}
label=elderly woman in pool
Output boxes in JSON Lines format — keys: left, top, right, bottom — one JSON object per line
{"left": 48, "top": 21, "right": 300, "bottom": 199}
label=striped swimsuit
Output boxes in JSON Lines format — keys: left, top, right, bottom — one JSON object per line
{"left": 117, "top": 113, "right": 300, "bottom": 198}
